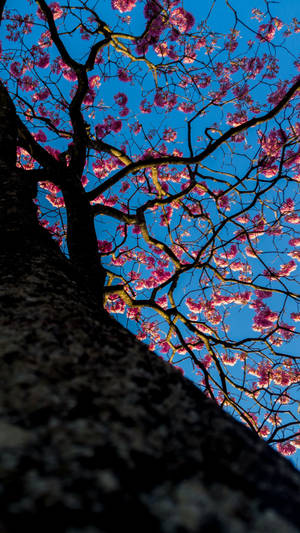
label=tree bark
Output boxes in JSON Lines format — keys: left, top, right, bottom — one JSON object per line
{"left": 0, "top": 96, "right": 300, "bottom": 533}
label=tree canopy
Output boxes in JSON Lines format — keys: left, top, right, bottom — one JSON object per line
{"left": 1, "top": 0, "right": 299, "bottom": 461}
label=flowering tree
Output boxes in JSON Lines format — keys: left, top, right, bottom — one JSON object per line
{"left": 1, "top": 0, "right": 299, "bottom": 460}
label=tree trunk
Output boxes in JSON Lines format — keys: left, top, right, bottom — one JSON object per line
{"left": 0, "top": 111, "right": 300, "bottom": 533}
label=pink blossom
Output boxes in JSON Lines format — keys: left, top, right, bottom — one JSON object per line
{"left": 280, "top": 198, "right": 295, "bottom": 214}
{"left": 221, "top": 353, "right": 237, "bottom": 366}
{"left": 118, "top": 68, "right": 132, "bottom": 82}
{"left": 111, "top": 0, "right": 137, "bottom": 13}
{"left": 266, "top": 224, "right": 282, "bottom": 236}
{"left": 111, "top": 120, "right": 122, "bottom": 133}
{"left": 284, "top": 148, "right": 300, "bottom": 167}
{"left": 32, "top": 88, "right": 50, "bottom": 102}
{"left": 37, "top": 2, "right": 64, "bottom": 20}
{"left": 119, "top": 181, "right": 130, "bottom": 193}
{"left": 83, "top": 89, "right": 95, "bottom": 105}
{"left": 217, "top": 194, "right": 231, "bottom": 211}
{"left": 45, "top": 145, "right": 60, "bottom": 160}
{"left": 163, "top": 128, "right": 177, "bottom": 142}
{"left": 132, "top": 225, "right": 142, "bottom": 234}
{"left": 160, "top": 341, "right": 170, "bottom": 354}
{"left": 154, "top": 89, "right": 177, "bottom": 111}
{"left": 36, "top": 53, "right": 50, "bottom": 69}
{"left": 230, "top": 261, "right": 245, "bottom": 272}
{"left": 257, "top": 23, "right": 276, "bottom": 42}
{"left": 284, "top": 213, "right": 300, "bottom": 224}
{"left": 289, "top": 250, "right": 300, "bottom": 261}
{"left": 154, "top": 42, "right": 169, "bottom": 57}
{"left": 144, "top": 0, "right": 161, "bottom": 20}
{"left": 170, "top": 8, "right": 195, "bottom": 33}
{"left": 10, "top": 61, "right": 23, "bottom": 78}
{"left": 292, "top": 436, "right": 300, "bottom": 449}
{"left": 186, "top": 298, "right": 202, "bottom": 313}
{"left": 81, "top": 175, "right": 88, "bottom": 187}
{"left": 233, "top": 291, "right": 251, "bottom": 305}
{"left": 267, "top": 82, "right": 288, "bottom": 106}
{"left": 33, "top": 130, "right": 47, "bottom": 142}
{"left": 183, "top": 44, "right": 196, "bottom": 63}
{"left": 225, "top": 36, "right": 238, "bottom": 53}
{"left": 38, "top": 30, "right": 52, "bottom": 49}
{"left": 214, "top": 256, "right": 228, "bottom": 268}
{"left": 18, "top": 75, "right": 38, "bottom": 93}
{"left": 114, "top": 92, "right": 128, "bottom": 106}
{"left": 245, "top": 246, "right": 261, "bottom": 258}
{"left": 156, "top": 295, "right": 168, "bottom": 309}
{"left": 242, "top": 56, "right": 265, "bottom": 79}
{"left": 119, "top": 107, "right": 129, "bottom": 117}
{"left": 277, "top": 260, "right": 297, "bottom": 277}
{"left": 46, "top": 194, "right": 65, "bottom": 208}
{"left": 89, "top": 75, "right": 101, "bottom": 88}
{"left": 97, "top": 240, "right": 113, "bottom": 253}
{"left": 107, "top": 295, "right": 126, "bottom": 314}
{"left": 63, "top": 68, "right": 77, "bottom": 81}
{"left": 251, "top": 214, "right": 265, "bottom": 235}
{"left": 195, "top": 36, "right": 206, "bottom": 49}
{"left": 95, "top": 124, "right": 106, "bottom": 139}
{"left": 291, "top": 312, "right": 300, "bottom": 321}
{"left": 195, "top": 73, "right": 211, "bottom": 88}
{"left": 232, "top": 83, "right": 249, "bottom": 100}
{"left": 140, "top": 99, "right": 152, "bottom": 114}
{"left": 177, "top": 102, "right": 195, "bottom": 113}
{"left": 226, "top": 110, "right": 248, "bottom": 127}
{"left": 235, "top": 214, "right": 249, "bottom": 223}
{"left": 127, "top": 307, "right": 140, "bottom": 320}
{"left": 221, "top": 245, "right": 238, "bottom": 260}
{"left": 259, "top": 426, "right": 270, "bottom": 437}
{"left": 277, "top": 323, "right": 295, "bottom": 340}
{"left": 277, "top": 442, "right": 296, "bottom": 456}
{"left": 255, "top": 290, "right": 272, "bottom": 299}
{"left": 132, "top": 121, "right": 142, "bottom": 134}
{"left": 253, "top": 306, "right": 278, "bottom": 331}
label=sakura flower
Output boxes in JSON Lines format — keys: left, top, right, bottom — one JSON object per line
{"left": 111, "top": 0, "right": 137, "bottom": 12}
{"left": 277, "top": 323, "right": 295, "bottom": 340}
{"left": 280, "top": 198, "right": 295, "bottom": 214}
{"left": 127, "top": 307, "right": 140, "bottom": 320}
{"left": 177, "top": 102, "right": 195, "bottom": 113}
{"left": 277, "top": 260, "right": 297, "bottom": 277}
{"left": 33, "top": 130, "right": 47, "bottom": 143}
{"left": 156, "top": 295, "right": 168, "bottom": 309}
{"left": 226, "top": 110, "right": 248, "bottom": 127}
{"left": 46, "top": 194, "right": 65, "bottom": 208}
{"left": 288, "top": 251, "right": 300, "bottom": 261}
{"left": 114, "top": 92, "right": 128, "bottom": 106}
{"left": 144, "top": 0, "right": 161, "bottom": 20}
{"left": 10, "top": 61, "right": 23, "bottom": 78}
{"left": 257, "top": 23, "right": 276, "bottom": 42}
{"left": 284, "top": 213, "right": 300, "bottom": 224}
{"left": 37, "top": 2, "right": 64, "bottom": 20}
{"left": 36, "top": 53, "right": 50, "bottom": 69}
{"left": 97, "top": 240, "right": 113, "bottom": 253}
{"left": 89, "top": 75, "right": 101, "bottom": 88}
{"left": 119, "top": 107, "right": 129, "bottom": 117}
{"left": 118, "top": 68, "right": 132, "bottom": 82}
{"left": 292, "top": 436, "right": 300, "bottom": 449}
{"left": 163, "top": 128, "right": 177, "bottom": 142}
{"left": 170, "top": 8, "right": 195, "bottom": 33}
{"left": 277, "top": 442, "right": 296, "bottom": 456}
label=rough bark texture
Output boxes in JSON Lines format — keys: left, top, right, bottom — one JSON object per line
{"left": 0, "top": 90, "right": 300, "bottom": 532}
